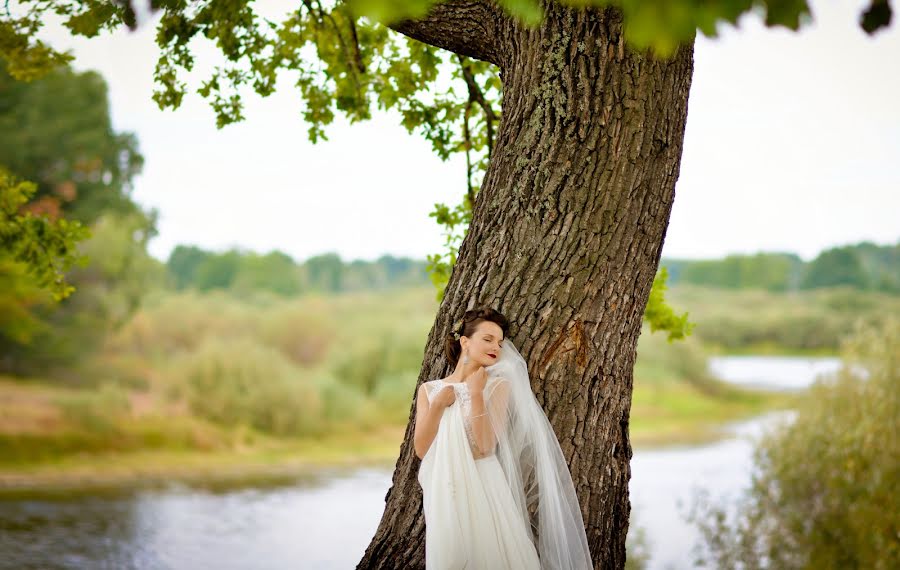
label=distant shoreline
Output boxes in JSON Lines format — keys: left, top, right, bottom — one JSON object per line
{"left": 0, "top": 403, "right": 792, "bottom": 499}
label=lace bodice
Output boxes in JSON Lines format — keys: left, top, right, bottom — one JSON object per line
{"left": 425, "top": 378, "right": 497, "bottom": 460}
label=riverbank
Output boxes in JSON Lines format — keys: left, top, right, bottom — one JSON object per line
{"left": 0, "top": 419, "right": 407, "bottom": 499}
{"left": 0, "top": 382, "right": 797, "bottom": 499}
{"left": 2, "top": 284, "right": 869, "bottom": 497}
{"left": 629, "top": 371, "right": 799, "bottom": 447}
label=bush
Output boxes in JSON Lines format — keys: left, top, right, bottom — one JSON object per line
{"left": 54, "top": 381, "right": 131, "bottom": 432}
{"left": 175, "top": 337, "right": 325, "bottom": 437}
{"left": 313, "top": 371, "right": 374, "bottom": 427}
{"left": 110, "top": 290, "right": 258, "bottom": 357}
{"left": 330, "top": 327, "right": 425, "bottom": 397}
{"left": 372, "top": 371, "right": 418, "bottom": 423}
{"left": 664, "top": 285, "right": 900, "bottom": 353}
{"left": 687, "top": 316, "right": 900, "bottom": 569}
{"left": 256, "top": 301, "right": 334, "bottom": 366}
{"left": 636, "top": 326, "right": 735, "bottom": 396}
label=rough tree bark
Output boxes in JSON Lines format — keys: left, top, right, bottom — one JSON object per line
{"left": 359, "top": 1, "right": 694, "bottom": 568}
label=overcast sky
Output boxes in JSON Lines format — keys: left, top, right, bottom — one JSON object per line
{"left": 35, "top": 0, "right": 900, "bottom": 264}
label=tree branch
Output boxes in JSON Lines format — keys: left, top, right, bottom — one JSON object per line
{"left": 386, "top": 0, "right": 508, "bottom": 68}
{"left": 457, "top": 54, "right": 497, "bottom": 153}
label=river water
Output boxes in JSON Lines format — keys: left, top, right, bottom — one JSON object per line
{"left": 0, "top": 355, "right": 843, "bottom": 570}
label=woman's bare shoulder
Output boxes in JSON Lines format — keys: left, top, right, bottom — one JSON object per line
{"left": 420, "top": 379, "right": 443, "bottom": 400}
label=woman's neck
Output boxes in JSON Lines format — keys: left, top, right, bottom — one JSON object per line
{"left": 446, "top": 359, "right": 482, "bottom": 382}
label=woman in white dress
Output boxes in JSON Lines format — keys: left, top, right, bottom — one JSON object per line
{"left": 414, "top": 308, "right": 593, "bottom": 570}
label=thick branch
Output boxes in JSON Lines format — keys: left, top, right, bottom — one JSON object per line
{"left": 386, "top": 0, "right": 508, "bottom": 67}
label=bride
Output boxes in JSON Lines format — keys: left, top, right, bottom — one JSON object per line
{"left": 414, "top": 307, "right": 593, "bottom": 569}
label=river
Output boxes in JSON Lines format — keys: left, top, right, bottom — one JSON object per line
{"left": 0, "top": 355, "right": 843, "bottom": 570}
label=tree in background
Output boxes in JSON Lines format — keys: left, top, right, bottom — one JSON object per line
{"left": 0, "top": 63, "right": 161, "bottom": 378}
{"left": 302, "top": 252, "right": 345, "bottom": 293}
{"left": 854, "top": 240, "right": 900, "bottom": 293}
{"left": 0, "top": 0, "right": 892, "bottom": 565}
{"left": 0, "top": 64, "right": 144, "bottom": 223}
{"left": 166, "top": 245, "right": 430, "bottom": 295}
{"left": 661, "top": 241, "right": 900, "bottom": 294}
{"left": 676, "top": 252, "right": 805, "bottom": 292}
{"left": 0, "top": 210, "right": 165, "bottom": 379}
{"left": 802, "top": 245, "right": 871, "bottom": 290}
{"left": 0, "top": 166, "right": 90, "bottom": 302}
{"left": 166, "top": 244, "right": 211, "bottom": 290}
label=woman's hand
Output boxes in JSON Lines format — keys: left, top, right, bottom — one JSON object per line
{"left": 433, "top": 385, "right": 457, "bottom": 409}
{"left": 467, "top": 366, "right": 489, "bottom": 393}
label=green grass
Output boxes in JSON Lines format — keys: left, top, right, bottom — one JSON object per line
{"left": 629, "top": 326, "right": 802, "bottom": 447}
{"left": 0, "top": 425, "right": 407, "bottom": 499}
{"left": 629, "top": 381, "right": 799, "bottom": 448}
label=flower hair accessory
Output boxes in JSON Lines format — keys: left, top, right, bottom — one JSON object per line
{"left": 451, "top": 318, "right": 464, "bottom": 340}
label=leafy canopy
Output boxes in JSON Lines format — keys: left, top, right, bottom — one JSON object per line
{"left": 0, "top": 167, "right": 91, "bottom": 301}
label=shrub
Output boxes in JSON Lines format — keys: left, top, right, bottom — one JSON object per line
{"left": 372, "top": 371, "right": 418, "bottom": 424}
{"left": 54, "top": 381, "right": 131, "bottom": 433}
{"left": 329, "top": 326, "right": 425, "bottom": 396}
{"left": 110, "top": 290, "right": 257, "bottom": 357}
{"left": 256, "top": 301, "right": 334, "bottom": 366}
{"left": 636, "top": 327, "right": 734, "bottom": 396}
{"left": 313, "top": 371, "right": 373, "bottom": 427}
{"left": 687, "top": 316, "right": 900, "bottom": 569}
{"left": 176, "top": 337, "right": 324, "bottom": 437}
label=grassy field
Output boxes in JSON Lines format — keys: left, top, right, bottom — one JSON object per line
{"left": 0, "top": 375, "right": 793, "bottom": 498}
{"left": 0, "top": 284, "right": 854, "bottom": 495}
{"left": 629, "top": 372, "right": 797, "bottom": 446}
{"left": 665, "top": 284, "right": 898, "bottom": 355}
{"left": 0, "top": 367, "right": 795, "bottom": 496}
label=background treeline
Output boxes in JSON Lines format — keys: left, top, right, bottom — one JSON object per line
{"left": 164, "top": 241, "right": 900, "bottom": 297}
{"left": 662, "top": 243, "right": 900, "bottom": 293}
{"left": 166, "top": 247, "right": 428, "bottom": 295}
{"left": 0, "top": 62, "right": 161, "bottom": 378}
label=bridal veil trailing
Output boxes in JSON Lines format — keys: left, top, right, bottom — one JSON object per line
{"left": 417, "top": 338, "right": 592, "bottom": 569}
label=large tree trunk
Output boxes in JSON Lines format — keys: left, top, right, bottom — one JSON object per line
{"left": 359, "top": 3, "right": 694, "bottom": 568}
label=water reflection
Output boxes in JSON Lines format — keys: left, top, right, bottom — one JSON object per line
{"left": 1, "top": 493, "right": 152, "bottom": 569}
{"left": 0, "top": 467, "right": 391, "bottom": 570}
{"left": 708, "top": 354, "right": 842, "bottom": 391}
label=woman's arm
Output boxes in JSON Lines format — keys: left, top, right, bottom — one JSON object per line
{"left": 414, "top": 384, "right": 443, "bottom": 459}
{"left": 470, "top": 378, "right": 510, "bottom": 456}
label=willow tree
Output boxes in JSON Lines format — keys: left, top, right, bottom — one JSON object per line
{"left": 2, "top": 0, "right": 892, "bottom": 566}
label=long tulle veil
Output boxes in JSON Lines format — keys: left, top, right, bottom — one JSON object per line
{"left": 483, "top": 338, "right": 593, "bottom": 569}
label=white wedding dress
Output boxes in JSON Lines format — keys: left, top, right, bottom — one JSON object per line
{"left": 417, "top": 377, "right": 542, "bottom": 569}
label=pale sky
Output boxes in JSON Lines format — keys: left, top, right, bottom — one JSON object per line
{"left": 33, "top": 0, "right": 900, "bottom": 264}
